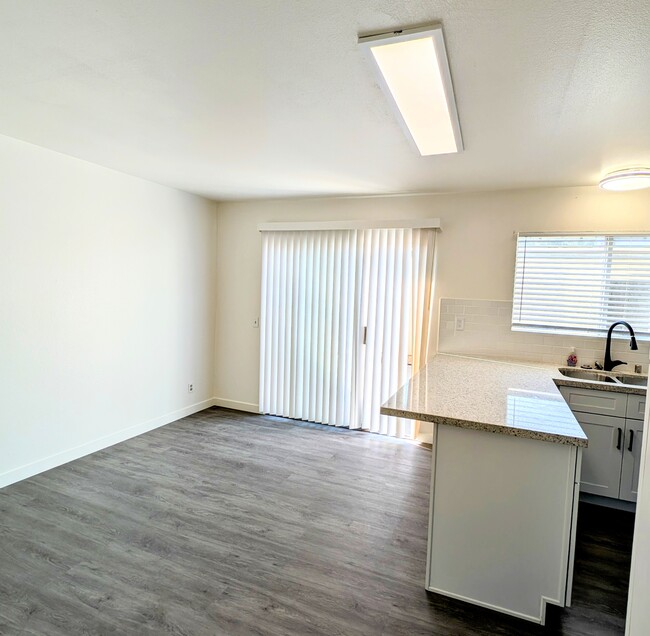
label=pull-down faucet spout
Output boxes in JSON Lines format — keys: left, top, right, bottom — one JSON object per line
{"left": 604, "top": 321, "right": 638, "bottom": 372}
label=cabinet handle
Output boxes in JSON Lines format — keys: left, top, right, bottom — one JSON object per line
{"left": 628, "top": 430, "right": 635, "bottom": 452}
{"left": 616, "top": 427, "right": 622, "bottom": 450}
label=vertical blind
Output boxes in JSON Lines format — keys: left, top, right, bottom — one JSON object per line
{"left": 354, "top": 228, "right": 435, "bottom": 436}
{"left": 259, "top": 228, "right": 436, "bottom": 438}
{"left": 260, "top": 230, "right": 358, "bottom": 426}
{"left": 512, "top": 233, "right": 650, "bottom": 338}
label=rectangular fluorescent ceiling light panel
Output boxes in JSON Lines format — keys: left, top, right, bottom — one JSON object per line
{"left": 359, "top": 25, "right": 463, "bottom": 156}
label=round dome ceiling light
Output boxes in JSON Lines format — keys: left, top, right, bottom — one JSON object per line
{"left": 599, "top": 168, "right": 650, "bottom": 192}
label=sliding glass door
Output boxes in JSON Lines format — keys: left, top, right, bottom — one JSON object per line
{"left": 259, "top": 227, "right": 435, "bottom": 439}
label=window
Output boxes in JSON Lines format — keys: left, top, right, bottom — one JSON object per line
{"left": 512, "top": 233, "right": 650, "bottom": 339}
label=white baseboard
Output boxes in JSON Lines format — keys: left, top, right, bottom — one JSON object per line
{"left": 212, "top": 397, "right": 260, "bottom": 413}
{"left": 0, "top": 398, "right": 215, "bottom": 490}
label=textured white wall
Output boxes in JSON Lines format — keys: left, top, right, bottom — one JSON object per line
{"left": 214, "top": 186, "right": 650, "bottom": 409}
{"left": 0, "top": 134, "right": 217, "bottom": 487}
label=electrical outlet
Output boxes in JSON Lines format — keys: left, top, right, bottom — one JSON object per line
{"left": 188, "top": 383, "right": 194, "bottom": 393}
{"left": 455, "top": 316, "right": 465, "bottom": 331}
{"left": 252, "top": 318, "right": 259, "bottom": 328}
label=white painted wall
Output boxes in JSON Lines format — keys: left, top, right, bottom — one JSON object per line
{"left": 0, "top": 134, "right": 217, "bottom": 488}
{"left": 214, "top": 186, "right": 650, "bottom": 409}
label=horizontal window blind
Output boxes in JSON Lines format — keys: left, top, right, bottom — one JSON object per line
{"left": 512, "top": 234, "right": 650, "bottom": 339}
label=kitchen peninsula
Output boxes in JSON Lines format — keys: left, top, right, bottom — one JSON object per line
{"left": 381, "top": 354, "right": 588, "bottom": 625}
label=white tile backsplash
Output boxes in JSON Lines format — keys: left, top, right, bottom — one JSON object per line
{"left": 438, "top": 298, "right": 650, "bottom": 372}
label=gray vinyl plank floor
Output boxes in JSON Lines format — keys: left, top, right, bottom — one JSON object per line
{"left": 0, "top": 407, "right": 632, "bottom": 635}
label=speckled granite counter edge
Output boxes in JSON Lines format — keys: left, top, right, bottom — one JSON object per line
{"left": 380, "top": 406, "right": 589, "bottom": 447}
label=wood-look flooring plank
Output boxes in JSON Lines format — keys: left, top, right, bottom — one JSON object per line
{"left": 0, "top": 407, "right": 633, "bottom": 635}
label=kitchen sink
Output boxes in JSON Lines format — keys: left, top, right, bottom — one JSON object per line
{"left": 559, "top": 367, "right": 647, "bottom": 388}
{"left": 615, "top": 374, "right": 648, "bottom": 387}
{"left": 559, "top": 368, "right": 617, "bottom": 382}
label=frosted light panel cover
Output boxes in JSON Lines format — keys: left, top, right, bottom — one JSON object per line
{"left": 370, "top": 37, "right": 457, "bottom": 156}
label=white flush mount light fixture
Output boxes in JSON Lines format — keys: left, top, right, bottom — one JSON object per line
{"left": 599, "top": 168, "right": 650, "bottom": 191}
{"left": 359, "top": 24, "right": 463, "bottom": 156}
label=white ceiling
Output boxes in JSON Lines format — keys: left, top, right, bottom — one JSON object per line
{"left": 1, "top": 1, "right": 649, "bottom": 200}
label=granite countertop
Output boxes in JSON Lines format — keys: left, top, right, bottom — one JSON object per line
{"left": 380, "top": 354, "right": 593, "bottom": 447}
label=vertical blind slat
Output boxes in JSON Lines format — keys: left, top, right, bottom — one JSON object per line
{"left": 259, "top": 228, "right": 436, "bottom": 438}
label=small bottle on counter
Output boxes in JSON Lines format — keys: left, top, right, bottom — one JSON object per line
{"left": 567, "top": 347, "right": 578, "bottom": 367}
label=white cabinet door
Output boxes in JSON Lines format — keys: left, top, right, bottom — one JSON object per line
{"left": 626, "top": 395, "right": 646, "bottom": 421}
{"left": 558, "top": 386, "right": 628, "bottom": 418}
{"left": 573, "top": 411, "right": 624, "bottom": 498}
{"left": 620, "top": 418, "right": 644, "bottom": 502}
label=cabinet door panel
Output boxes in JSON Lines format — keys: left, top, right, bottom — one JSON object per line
{"left": 626, "top": 395, "right": 646, "bottom": 421}
{"left": 558, "top": 386, "right": 628, "bottom": 418}
{"left": 573, "top": 412, "right": 624, "bottom": 498}
{"left": 620, "top": 419, "right": 644, "bottom": 502}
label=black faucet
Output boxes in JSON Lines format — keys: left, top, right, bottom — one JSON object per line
{"left": 604, "top": 321, "right": 638, "bottom": 371}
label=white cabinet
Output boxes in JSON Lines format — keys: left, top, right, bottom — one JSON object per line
{"left": 559, "top": 385, "right": 627, "bottom": 418}
{"left": 426, "top": 423, "right": 581, "bottom": 624}
{"left": 627, "top": 394, "right": 646, "bottom": 420}
{"left": 559, "top": 386, "right": 645, "bottom": 502}
{"left": 620, "top": 418, "right": 644, "bottom": 502}
{"left": 571, "top": 411, "right": 624, "bottom": 498}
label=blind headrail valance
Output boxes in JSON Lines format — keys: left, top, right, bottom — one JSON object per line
{"left": 258, "top": 219, "right": 441, "bottom": 232}
{"left": 514, "top": 231, "right": 650, "bottom": 238}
